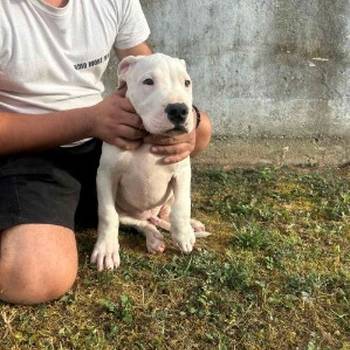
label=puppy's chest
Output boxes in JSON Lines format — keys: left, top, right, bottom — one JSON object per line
{"left": 117, "top": 148, "right": 177, "bottom": 205}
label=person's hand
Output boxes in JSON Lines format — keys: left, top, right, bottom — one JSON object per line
{"left": 89, "top": 87, "right": 147, "bottom": 150}
{"left": 144, "top": 128, "right": 196, "bottom": 164}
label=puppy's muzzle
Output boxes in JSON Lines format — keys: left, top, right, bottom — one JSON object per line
{"left": 166, "top": 103, "right": 189, "bottom": 130}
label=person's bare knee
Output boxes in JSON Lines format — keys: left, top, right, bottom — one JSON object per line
{"left": 0, "top": 224, "right": 78, "bottom": 305}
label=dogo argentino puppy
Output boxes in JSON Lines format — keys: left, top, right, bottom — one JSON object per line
{"left": 91, "top": 53, "right": 210, "bottom": 271}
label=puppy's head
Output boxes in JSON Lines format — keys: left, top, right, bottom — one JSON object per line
{"left": 117, "top": 53, "right": 194, "bottom": 135}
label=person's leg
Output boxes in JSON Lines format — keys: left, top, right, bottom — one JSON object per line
{"left": 73, "top": 139, "right": 102, "bottom": 229}
{"left": 0, "top": 140, "right": 102, "bottom": 305}
{"left": 0, "top": 224, "right": 78, "bottom": 305}
{"left": 0, "top": 152, "right": 81, "bottom": 305}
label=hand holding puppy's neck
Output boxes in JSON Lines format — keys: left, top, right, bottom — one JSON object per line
{"left": 41, "top": 0, "right": 69, "bottom": 8}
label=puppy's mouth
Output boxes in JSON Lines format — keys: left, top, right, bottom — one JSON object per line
{"left": 165, "top": 125, "right": 189, "bottom": 136}
{"left": 169, "top": 125, "right": 188, "bottom": 133}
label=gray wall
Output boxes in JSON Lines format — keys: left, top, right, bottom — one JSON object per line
{"left": 105, "top": 0, "right": 350, "bottom": 138}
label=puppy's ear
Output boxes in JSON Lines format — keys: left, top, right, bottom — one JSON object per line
{"left": 117, "top": 55, "right": 143, "bottom": 88}
{"left": 179, "top": 59, "right": 187, "bottom": 69}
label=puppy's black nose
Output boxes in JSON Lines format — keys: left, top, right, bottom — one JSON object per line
{"left": 165, "top": 103, "right": 189, "bottom": 125}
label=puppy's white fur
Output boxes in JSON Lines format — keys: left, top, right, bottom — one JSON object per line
{"left": 91, "top": 54, "right": 209, "bottom": 271}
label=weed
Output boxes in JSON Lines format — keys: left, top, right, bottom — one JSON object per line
{"left": 1, "top": 166, "right": 350, "bottom": 349}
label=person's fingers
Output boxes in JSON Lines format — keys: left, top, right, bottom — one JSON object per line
{"left": 150, "top": 143, "right": 192, "bottom": 155}
{"left": 118, "top": 112, "right": 145, "bottom": 129}
{"left": 163, "top": 151, "right": 192, "bottom": 164}
{"left": 116, "top": 124, "right": 148, "bottom": 140}
{"left": 118, "top": 97, "right": 137, "bottom": 113}
{"left": 143, "top": 134, "right": 155, "bottom": 144}
{"left": 116, "top": 84, "right": 127, "bottom": 97}
{"left": 144, "top": 134, "right": 187, "bottom": 145}
{"left": 111, "top": 137, "right": 142, "bottom": 151}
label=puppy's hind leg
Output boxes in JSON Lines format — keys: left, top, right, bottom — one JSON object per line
{"left": 149, "top": 216, "right": 211, "bottom": 238}
{"left": 147, "top": 195, "right": 211, "bottom": 239}
{"left": 120, "top": 215, "right": 166, "bottom": 254}
{"left": 190, "top": 219, "right": 211, "bottom": 238}
{"left": 148, "top": 216, "right": 171, "bottom": 231}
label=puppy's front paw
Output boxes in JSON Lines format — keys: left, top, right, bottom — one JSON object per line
{"left": 171, "top": 225, "right": 196, "bottom": 253}
{"left": 91, "top": 237, "right": 120, "bottom": 272}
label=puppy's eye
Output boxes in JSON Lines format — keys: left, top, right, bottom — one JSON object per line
{"left": 185, "top": 80, "right": 191, "bottom": 87}
{"left": 143, "top": 78, "right": 154, "bottom": 86}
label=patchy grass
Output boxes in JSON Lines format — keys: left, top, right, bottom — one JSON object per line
{"left": 1, "top": 166, "right": 350, "bottom": 349}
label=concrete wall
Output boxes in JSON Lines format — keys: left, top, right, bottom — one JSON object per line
{"left": 105, "top": 0, "right": 350, "bottom": 139}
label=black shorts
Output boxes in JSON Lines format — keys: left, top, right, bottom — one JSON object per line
{"left": 0, "top": 139, "right": 102, "bottom": 232}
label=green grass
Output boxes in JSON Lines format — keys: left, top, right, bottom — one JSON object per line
{"left": 1, "top": 166, "right": 350, "bottom": 349}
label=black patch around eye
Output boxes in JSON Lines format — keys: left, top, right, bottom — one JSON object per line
{"left": 143, "top": 78, "right": 154, "bottom": 85}
{"left": 185, "top": 80, "right": 191, "bottom": 87}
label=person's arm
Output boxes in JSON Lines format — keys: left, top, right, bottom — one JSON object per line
{"left": 0, "top": 43, "right": 151, "bottom": 157}
{"left": 0, "top": 90, "right": 145, "bottom": 156}
{"left": 0, "top": 108, "right": 93, "bottom": 155}
{"left": 191, "top": 111, "right": 212, "bottom": 157}
{"left": 116, "top": 42, "right": 152, "bottom": 60}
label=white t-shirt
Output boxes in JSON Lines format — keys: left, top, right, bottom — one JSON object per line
{"left": 0, "top": 0, "right": 150, "bottom": 145}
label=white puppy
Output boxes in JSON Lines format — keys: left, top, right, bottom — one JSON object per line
{"left": 91, "top": 53, "right": 209, "bottom": 271}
